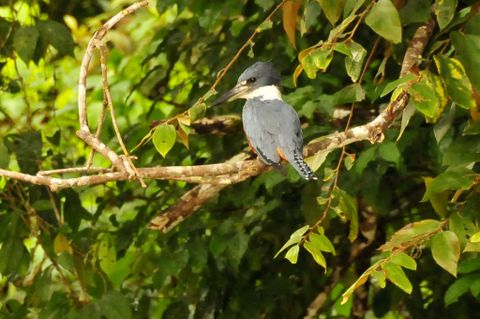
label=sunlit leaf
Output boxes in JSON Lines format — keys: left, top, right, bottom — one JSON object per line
{"left": 422, "top": 167, "right": 477, "bottom": 201}
{"left": 372, "top": 270, "right": 386, "bottom": 288}
{"left": 365, "top": 0, "right": 402, "bottom": 44}
{"left": 285, "top": 244, "right": 300, "bottom": 264}
{"left": 451, "top": 32, "right": 480, "bottom": 92}
{"left": 317, "top": 0, "right": 345, "bottom": 25}
{"left": 304, "top": 241, "right": 327, "bottom": 270}
{"left": 344, "top": 41, "right": 366, "bottom": 82}
{"left": 431, "top": 231, "right": 461, "bottom": 277}
{"left": 282, "top": 1, "right": 301, "bottom": 48}
{"left": 309, "top": 232, "right": 336, "bottom": 255}
{"left": 435, "top": 0, "right": 457, "bottom": 30}
{"left": 274, "top": 225, "right": 309, "bottom": 258}
{"left": 434, "top": 55, "right": 475, "bottom": 109}
{"left": 379, "top": 219, "right": 443, "bottom": 252}
{"left": 152, "top": 124, "right": 177, "bottom": 157}
{"left": 54, "top": 233, "right": 73, "bottom": 255}
{"left": 390, "top": 252, "right": 417, "bottom": 270}
{"left": 380, "top": 73, "right": 417, "bottom": 98}
{"left": 383, "top": 262, "right": 413, "bottom": 294}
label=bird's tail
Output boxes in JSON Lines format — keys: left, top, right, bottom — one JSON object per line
{"left": 291, "top": 150, "right": 318, "bottom": 180}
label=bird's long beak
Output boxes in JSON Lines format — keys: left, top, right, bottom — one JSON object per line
{"left": 211, "top": 83, "right": 248, "bottom": 106}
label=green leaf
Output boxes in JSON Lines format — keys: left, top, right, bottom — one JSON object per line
{"left": 189, "top": 103, "right": 206, "bottom": 121}
{"left": 275, "top": 225, "right": 309, "bottom": 258}
{"left": 399, "top": 0, "right": 432, "bottom": 25}
{"left": 317, "top": 0, "right": 345, "bottom": 25}
{"left": 309, "top": 232, "right": 336, "bottom": 255}
{"left": 285, "top": 245, "right": 300, "bottom": 264}
{"left": 304, "top": 241, "right": 327, "bottom": 270}
{"left": 470, "top": 231, "right": 480, "bottom": 243}
{"left": 435, "top": 0, "right": 457, "bottom": 30}
{"left": 333, "top": 188, "right": 358, "bottom": 242}
{"left": 333, "top": 83, "right": 365, "bottom": 105}
{"left": 383, "top": 262, "right": 413, "bottom": 294}
{"left": 365, "top": 0, "right": 402, "bottom": 44}
{"left": 0, "top": 143, "right": 10, "bottom": 169}
{"left": 97, "top": 235, "right": 117, "bottom": 276}
{"left": 152, "top": 124, "right": 177, "bottom": 157}
{"left": 378, "top": 142, "right": 401, "bottom": 167}
{"left": 14, "top": 26, "right": 39, "bottom": 63}
{"left": 434, "top": 55, "right": 475, "bottom": 109}
{"left": 100, "top": 292, "right": 132, "bottom": 319}
{"left": 311, "top": 47, "right": 333, "bottom": 71}
{"left": 445, "top": 274, "right": 480, "bottom": 306}
{"left": 390, "top": 252, "right": 417, "bottom": 270}
{"left": 422, "top": 167, "right": 477, "bottom": 202}
{"left": 409, "top": 82, "right": 438, "bottom": 118}
{"left": 380, "top": 73, "right": 416, "bottom": 97}
{"left": 451, "top": 32, "right": 480, "bottom": 92}
{"left": 431, "top": 231, "right": 461, "bottom": 277}
{"left": 344, "top": 41, "right": 367, "bottom": 82}
{"left": 37, "top": 21, "right": 74, "bottom": 56}
{"left": 379, "top": 219, "right": 443, "bottom": 251}
{"left": 372, "top": 270, "right": 386, "bottom": 288}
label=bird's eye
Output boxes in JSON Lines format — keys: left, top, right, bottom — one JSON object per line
{"left": 247, "top": 77, "right": 256, "bottom": 83}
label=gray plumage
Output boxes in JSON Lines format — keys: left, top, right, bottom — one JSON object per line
{"left": 212, "top": 61, "right": 317, "bottom": 180}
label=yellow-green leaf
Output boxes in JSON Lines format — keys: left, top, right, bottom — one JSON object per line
{"left": 153, "top": 124, "right": 177, "bottom": 158}
{"left": 435, "top": 0, "right": 457, "bottom": 30}
{"left": 434, "top": 55, "right": 475, "bottom": 110}
{"left": 317, "top": 0, "right": 345, "bottom": 25}
{"left": 285, "top": 244, "right": 300, "bottom": 264}
{"left": 274, "top": 225, "right": 309, "bottom": 258}
{"left": 390, "top": 252, "right": 417, "bottom": 270}
{"left": 372, "top": 270, "right": 386, "bottom": 288}
{"left": 309, "top": 232, "right": 336, "bottom": 255}
{"left": 344, "top": 41, "right": 367, "bottom": 82}
{"left": 379, "top": 219, "right": 443, "bottom": 252}
{"left": 365, "top": 0, "right": 402, "bottom": 44}
{"left": 304, "top": 241, "right": 327, "bottom": 270}
{"left": 54, "top": 233, "right": 73, "bottom": 255}
{"left": 282, "top": 1, "right": 301, "bottom": 49}
{"left": 470, "top": 231, "right": 480, "bottom": 243}
{"left": 431, "top": 231, "right": 460, "bottom": 277}
{"left": 383, "top": 262, "right": 413, "bottom": 294}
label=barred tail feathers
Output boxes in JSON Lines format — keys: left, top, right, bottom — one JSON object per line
{"left": 291, "top": 150, "right": 317, "bottom": 180}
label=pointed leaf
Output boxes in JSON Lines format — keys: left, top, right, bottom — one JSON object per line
{"left": 434, "top": 55, "right": 475, "bottom": 109}
{"left": 282, "top": 1, "right": 301, "bottom": 49}
{"left": 383, "top": 262, "right": 413, "bottom": 294}
{"left": 390, "top": 252, "right": 417, "bottom": 270}
{"left": 152, "top": 124, "right": 177, "bottom": 158}
{"left": 381, "top": 73, "right": 417, "bottom": 98}
{"left": 380, "top": 219, "right": 443, "bottom": 251}
{"left": 274, "top": 225, "right": 309, "bottom": 258}
{"left": 304, "top": 241, "right": 327, "bottom": 270}
{"left": 451, "top": 32, "right": 480, "bottom": 92}
{"left": 14, "top": 26, "right": 39, "bottom": 63}
{"left": 431, "top": 231, "right": 460, "bottom": 277}
{"left": 317, "top": 0, "right": 345, "bottom": 25}
{"left": 344, "top": 41, "right": 367, "bottom": 82}
{"left": 435, "top": 0, "right": 457, "bottom": 30}
{"left": 365, "top": 0, "right": 402, "bottom": 44}
{"left": 285, "top": 245, "right": 300, "bottom": 264}
{"left": 309, "top": 232, "right": 336, "bottom": 255}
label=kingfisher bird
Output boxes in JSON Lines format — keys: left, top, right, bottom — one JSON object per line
{"left": 212, "top": 61, "right": 317, "bottom": 180}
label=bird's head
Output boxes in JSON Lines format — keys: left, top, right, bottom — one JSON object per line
{"left": 211, "top": 61, "right": 281, "bottom": 106}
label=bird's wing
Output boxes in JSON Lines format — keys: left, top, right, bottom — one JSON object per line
{"left": 242, "top": 100, "right": 281, "bottom": 165}
{"left": 242, "top": 99, "right": 303, "bottom": 162}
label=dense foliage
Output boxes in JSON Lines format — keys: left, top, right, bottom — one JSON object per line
{"left": 0, "top": 0, "right": 480, "bottom": 318}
